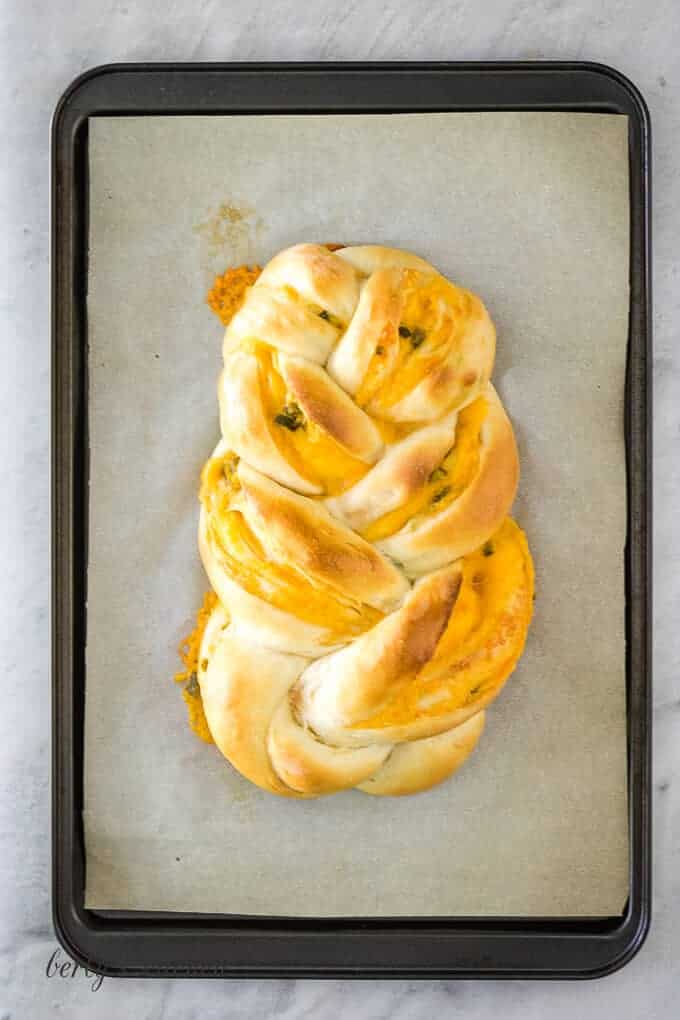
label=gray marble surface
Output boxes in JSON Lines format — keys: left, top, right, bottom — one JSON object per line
{"left": 1, "top": 0, "right": 678, "bottom": 1016}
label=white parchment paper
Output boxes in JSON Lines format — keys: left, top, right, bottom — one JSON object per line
{"left": 84, "top": 113, "right": 629, "bottom": 916}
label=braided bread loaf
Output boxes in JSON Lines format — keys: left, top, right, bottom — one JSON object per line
{"left": 197, "top": 244, "right": 534, "bottom": 797}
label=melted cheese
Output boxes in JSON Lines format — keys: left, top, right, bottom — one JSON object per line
{"left": 174, "top": 589, "right": 219, "bottom": 744}
{"left": 182, "top": 685, "right": 214, "bottom": 743}
{"left": 356, "top": 518, "right": 534, "bottom": 729}
{"left": 371, "top": 418, "right": 421, "bottom": 445}
{"left": 356, "top": 273, "right": 477, "bottom": 415}
{"left": 201, "top": 450, "right": 384, "bottom": 642}
{"left": 251, "top": 343, "right": 370, "bottom": 497}
{"left": 207, "top": 265, "right": 262, "bottom": 326}
{"left": 360, "top": 397, "right": 488, "bottom": 543}
{"left": 281, "top": 286, "right": 345, "bottom": 330}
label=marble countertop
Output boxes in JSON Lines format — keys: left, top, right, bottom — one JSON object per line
{"left": 1, "top": 1, "right": 678, "bottom": 1016}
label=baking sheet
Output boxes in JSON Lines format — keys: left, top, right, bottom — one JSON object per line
{"left": 84, "top": 112, "right": 630, "bottom": 916}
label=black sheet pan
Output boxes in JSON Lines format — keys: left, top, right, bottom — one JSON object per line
{"left": 52, "top": 62, "right": 651, "bottom": 978}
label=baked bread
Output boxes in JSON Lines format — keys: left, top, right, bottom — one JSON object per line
{"left": 192, "top": 243, "right": 534, "bottom": 797}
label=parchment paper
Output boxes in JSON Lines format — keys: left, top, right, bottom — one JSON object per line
{"left": 84, "top": 113, "right": 630, "bottom": 916}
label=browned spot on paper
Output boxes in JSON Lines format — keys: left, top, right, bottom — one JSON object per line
{"left": 193, "top": 200, "right": 264, "bottom": 268}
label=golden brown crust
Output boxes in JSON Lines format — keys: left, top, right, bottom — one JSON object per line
{"left": 219, "top": 344, "right": 385, "bottom": 495}
{"left": 327, "top": 263, "right": 495, "bottom": 426}
{"left": 237, "top": 462, "right": 409, "bottom": 611}
{"left": 335, "top": 245, "right": 435, "bottom": 275}
{"left": 267, "top": 696, "right": 391, "bottom": 795}
{"left": 377, "top": 384, "right": 519, "bottom": 575}
{"left": 198, "top": 615, "right": 310, "bottom": 797}
{"left": 256, "top": 243, "right": 361, "bottom": 322}
{"left": 198, "top": 605, "right": 480, "bottom": 798}
{"left": 193, "top": 242, "right": 534, "bottom": 798}
{"left": 325, "top": 415, "right": 457, "bottom": 533}
{"left": 326, "top": 268, "right": 405, "bottom": 395}
{"left": 224, "top": 282, "right": 340, "bottom": 364}
{"left": 199, "top": 503, "right": 339, "bottom": 655}
{"left": 219, "top": 355, "right": 322, "bottom": 495}
{"left": 349, "top": 519, "right": 535, "bottom": 745}
{"left": 356, "top": 712, "right": 485, "bottom": 796}
{"left": 277, "top": 354, "right": 383, "bottom": 461}
{"left": 297, "top": 566, "right": 463, "bottom": 743}
{"left": 384, "top": 291, "right": 495, "bottom": 423}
